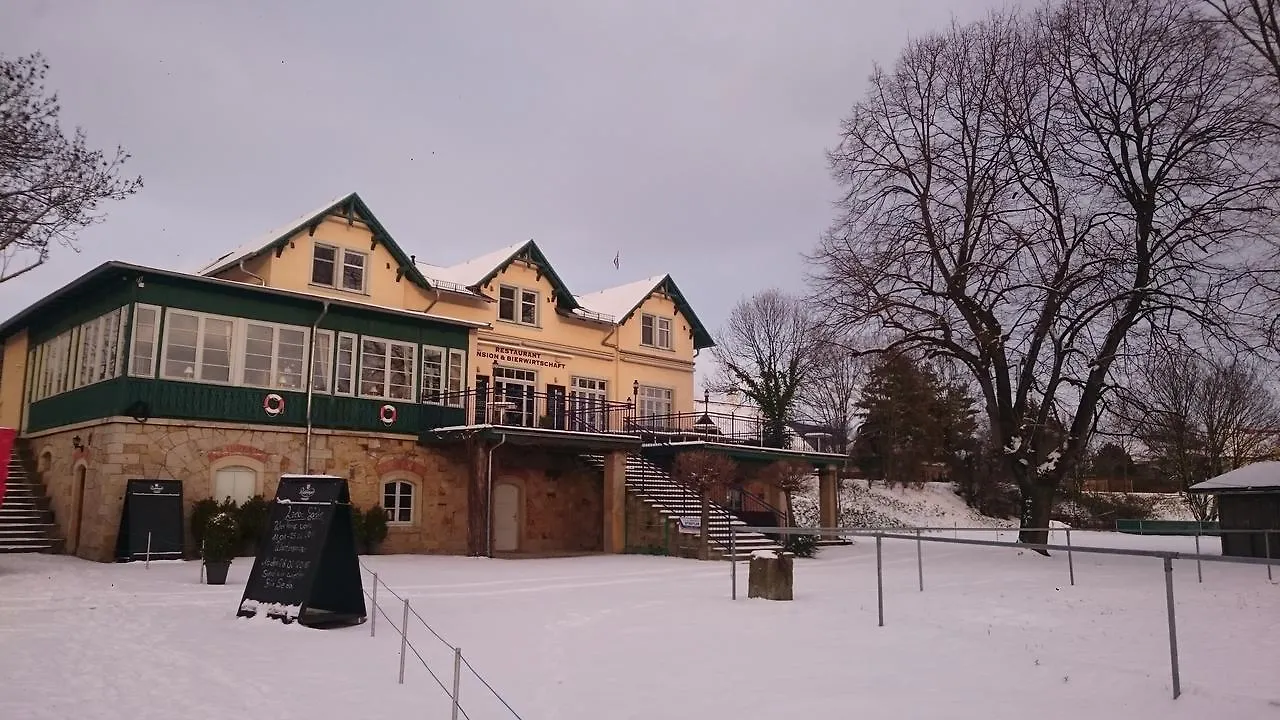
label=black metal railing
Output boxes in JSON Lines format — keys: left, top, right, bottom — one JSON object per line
{"left": 428, "top": 388, "right": 636, "bottom": 434}
{"left": 623, "top": 411, "right": 767, "bottom": 445}
{"left": 420, "top": 391, "right": 814, "bottom": 451}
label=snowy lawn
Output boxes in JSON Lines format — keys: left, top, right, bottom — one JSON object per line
{"left": 1, "top": 532, "right": 1277, "bottom": 719}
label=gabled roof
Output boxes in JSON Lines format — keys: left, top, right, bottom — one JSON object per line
{"left": 576, "top": 274, "right": 715, "bottom": 349}
{"left": 192, "top": 192, "right": 432, "bottom": 289}
{"left": 1189, "top": 461, "right": 1280, "bottom": 492}
{"left": 415, "top": 239, "right": 582, "bottom": 310}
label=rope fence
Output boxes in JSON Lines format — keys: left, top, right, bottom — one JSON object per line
{"left": 357, "top": 560, "right": 525, "bottom": 719}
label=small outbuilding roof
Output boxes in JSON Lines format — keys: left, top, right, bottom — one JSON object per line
{"left": 1188, "top": 461, "right": 1280, "bottom": 492}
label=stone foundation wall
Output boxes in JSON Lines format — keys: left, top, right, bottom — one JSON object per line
{"left": 492, "top": 451, "right": 603, "bottom": 554}
{"left": 25, "top": 419, "right": 471, "bottom": 561}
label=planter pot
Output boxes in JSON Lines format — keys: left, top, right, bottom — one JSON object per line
{"left": 204, "top": 560, "right": 232, "bottom": 585}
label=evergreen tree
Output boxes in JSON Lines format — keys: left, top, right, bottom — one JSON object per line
{"left": 852, "top": 353, "right": 976, "bottom": 486}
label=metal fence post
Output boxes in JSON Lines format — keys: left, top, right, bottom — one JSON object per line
{"left": 915, "top": 529, "right": 924, "bottom": 592}
{"left": 1266, "top": 533, "right": 1273, "bottom": 583}
{"left": 1066, "top": 528, "right": 1075, "bottom": 587}
{"left": 730, "top": 524, "right": 737, "bottom": 600}
{"left": 1163, "top": 557, "right": 1181, "bottom": 700}
{"left": 398, "top": 598, "right": 410, "bottom": 685}
{"left": 451, "top": 647, "right": 463, "bottom": 720}
{"left": 1193, "top": 533, "right": 1202, "bottom": 584}
{"left": 876, "top": 534, "right": 884, "bottom": 627}
{"left": 370, "top": 573, "right": 378, "bottom": 637}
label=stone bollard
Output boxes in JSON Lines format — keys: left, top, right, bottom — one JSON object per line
{"left": 747, "top": 549, "right": 794, "bottom": 601}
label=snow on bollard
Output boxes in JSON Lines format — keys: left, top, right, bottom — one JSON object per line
{"left": 747, "top": 549, "right": 793, "bottom": 601}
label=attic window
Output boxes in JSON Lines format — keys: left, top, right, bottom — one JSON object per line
{"left": 499, "top": 284, "right": 539, "bottom": 326}
{"left": 312, "top": 243, "right": 367, "bottom": 293}
{"left": 641, "top": 314, "right": 672, "bottom": 350}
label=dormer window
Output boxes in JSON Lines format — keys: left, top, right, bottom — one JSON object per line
{"left": 499, "top": 284, "right": 539, "bottom": 326}
{"left": 641, "top": 313, "right": 672, "bottom": 350}
{"left": 312, "top": 243, "right": 367, "bottom": 293}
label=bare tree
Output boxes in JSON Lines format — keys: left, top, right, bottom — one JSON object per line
{"left": 810, "top": 0, "right": 1278, "bottom": 547}
{"left": 1111, "top": 349, "right": 1280, "bottom": 520}
{"left": 797, "top": 332, "right": 863, "bottom": 453}
{"left": 1203, "top": 0, "right": 1280, "bottom": 92}
{"left": 1, "top": 52, "right": 142, "bottom": 283}
{"left": 672, "top": 451, "right": 738, "bottom": 560}
{"left": 712, "top": 290, "right": 820, "bottom": 448}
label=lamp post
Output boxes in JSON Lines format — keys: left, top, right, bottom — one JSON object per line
{"left": 693, "top": 390, "right": 716, "bottom": 434}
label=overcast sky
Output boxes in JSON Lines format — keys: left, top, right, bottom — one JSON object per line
{"left": 2, "top": 0, "right": 1006, "bottom": 387}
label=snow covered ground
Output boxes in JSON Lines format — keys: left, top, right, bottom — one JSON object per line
{"left": 1, "top": 532, "right": 1277, "bottom": 719}
{"left": 795, "top": 479, "right": 1196, "bottom": 528}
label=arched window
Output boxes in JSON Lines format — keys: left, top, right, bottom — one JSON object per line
{"left": 383, "top": 480, "right": 414, "bottom": 525}
{"left": 214, "top": 465, "right": 257, "bottom": 506}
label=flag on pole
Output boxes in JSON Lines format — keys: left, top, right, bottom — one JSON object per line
{"left": 612, "top": 251, "right": 620, "bottom": 270}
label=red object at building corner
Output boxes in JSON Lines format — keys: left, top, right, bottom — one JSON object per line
{"left": 0, "top": 427, "right": 14, "bottom": 510}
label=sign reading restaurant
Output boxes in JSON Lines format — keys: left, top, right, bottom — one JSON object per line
{"left": 477, "top": 343, "right": 568, "bottom": 369}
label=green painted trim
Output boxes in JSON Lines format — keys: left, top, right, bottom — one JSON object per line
{"left": 609, "top": 275, "right": 715, "bottom": 350}
{"left": 0, "top": 261, "right": 486, "bottom": 347}
{"left": 420, "top": 425, "right": 642, "bottom": 451}
{"left": 475, "top": 240, "right": 582, "bottom": 312}
{"left": 202, "top": 192, "right": 434, "bottom": 290}
{"left": 641, "top": 441, "right": 845, "bottom": 466}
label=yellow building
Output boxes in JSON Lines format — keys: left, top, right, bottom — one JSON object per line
{"left": 0, "top": 192, "right": 841, "bottom": 561}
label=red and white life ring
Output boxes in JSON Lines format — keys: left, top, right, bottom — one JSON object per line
{"left": 263, "top": 393, "right": 286, "bottom": 417}
{"left": 379, "top": 404, "right": 397, "bottom": 426}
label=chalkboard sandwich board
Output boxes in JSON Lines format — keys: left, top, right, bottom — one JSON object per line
{"left": 115, "top": 479, "right": 184, "bottom": 561}
{"left": 237, "top": 475, "right": 366, "bottom": 628}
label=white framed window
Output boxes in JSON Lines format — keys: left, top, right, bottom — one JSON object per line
{"left": 383, "top": 480, "right": 414, "bottom": 525}
{"left": 312, "top": 243, "right": 367, "bottom": 293}
{"left": 334, "top": 332, "right": 357, "bottom": 396}
{"left": 446, "top": 348, "right": 466, "bottom": 402}
{"left": 71, "top": 307, "right": 126, "bottom": 390}
{"left": 241, "top": 321, "right": 308, "bottom": 391}
{"left": 641, "top": 314, "right": 672, "bottom": 350}
{"left": 213, "top": 465, "right": 258, "bottom": 506}
{"left": 570, "top": 377, "right": 609, "bottom": 431}
{"left": 130, "top": 304, "right": 161, "bottom": 378}
{"left": 498, "top": 285, "right": 539, "bottom": 325}
{"left": 359, "top": 337, "right": 416, "bottom": 400}
{"left": 421, "top": 346, "right": 444, "bottom": 403}
{"left": 421, "top": 346, "right": 468, "bottom": 406}
{"left": 311, "top": 329, "right": 334, "bottom": 393}
{"left": 160, "top": 310, "right": 234, "bottom": 383}
{"left": 637, "top": 384, "right": 673, "bottom": 417}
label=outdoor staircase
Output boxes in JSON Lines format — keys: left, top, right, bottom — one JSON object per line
{"left": 1, "top": 451, "right": 59, "bottom": 553}
{"left": 581, "top": 453, "right": 783, "bottom": 561}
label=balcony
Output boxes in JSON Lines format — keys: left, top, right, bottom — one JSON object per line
{"left": 418, "top": 389, "right": 846, "bottom": 460}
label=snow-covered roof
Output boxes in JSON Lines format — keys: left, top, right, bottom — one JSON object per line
{"left": 576, "top": 276, "right": 667, "bottom": 320}
{"left": 575, "top": 274, "right": 715, "bottom": 349}
{"left": 1189, "top": 461, "right": 1280, "bottom": 492}
{"left": 192, "top": 192, "right": 355, "bottom": 276}
{"left": 415, "top": 241, "right": 530, "bottom": 290}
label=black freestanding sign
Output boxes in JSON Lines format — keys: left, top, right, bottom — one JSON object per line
{"left": 115, "top": 479, "right": 184, "bottom": 561}
{"left": 236, "top": 475, "right": 366, "bottom": 628}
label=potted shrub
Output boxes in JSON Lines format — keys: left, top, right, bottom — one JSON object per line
{"left": 236, "top": 496, "right": 270, "bottom": 556}
{"left": 189, "top": 498, "right": 220, "bottom": 557}
{"left": 350, "top": 503, "right": 367, "bottom": 554}
{"left": 364, "top": 505, "right": 389, "bottom": 554}
{"left": 202, "top": 511, "right": 240, "bottom": 585}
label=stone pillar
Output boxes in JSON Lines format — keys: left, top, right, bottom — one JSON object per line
{"left": 466, "top": 437, "right": 490, "bottom": 556}
{"left": 819, "top": 464, "right": 838, "bottom": 528}
{"left": 602, "top": 450, "right": 627, "bottom": 553}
